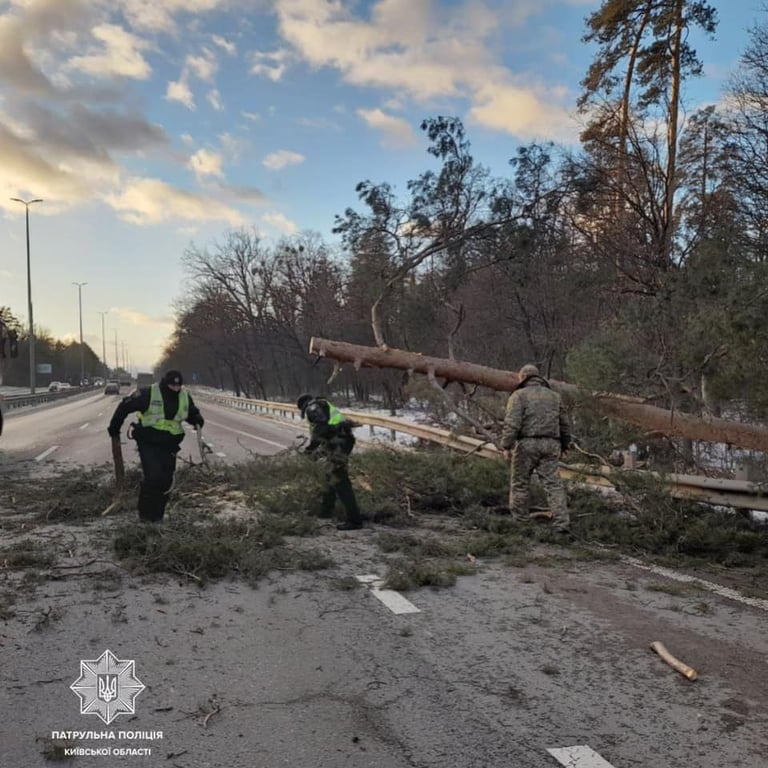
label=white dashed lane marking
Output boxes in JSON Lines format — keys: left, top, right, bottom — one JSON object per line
{"left": 35, "top": 446, "right": 59, "bottom": 462}
{"left": 356, "top": 574, "right": 421, "bottom": 615}
{"left": 79, "top": 422, "right": 90, "bottom": 430}
{"left": 547, "top": 745, "right": 617, "bottom": 767}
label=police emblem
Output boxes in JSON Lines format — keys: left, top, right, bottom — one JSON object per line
{"left": 70, "top": 650, "right": 146, "bottom": 725}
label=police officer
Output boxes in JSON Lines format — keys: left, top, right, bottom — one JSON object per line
{"left": 500, "top": 364, "right": 571, "bottom": 533}
{"left": 297, "top": 394, "right": 363, "bottom": 531}
{"left": 108, "top": 370, "right": 204, "bottom": 522}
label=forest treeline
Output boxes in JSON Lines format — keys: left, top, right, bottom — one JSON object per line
{"left": 160, "top": 3, "right": 768, "bottom": 435}
{"left": 0, "top": 306, "right": 105, "bottom": 387}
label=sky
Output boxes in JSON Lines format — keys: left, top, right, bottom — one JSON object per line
{"left": 0, "top": 0, "right": 764, "bottom": 372}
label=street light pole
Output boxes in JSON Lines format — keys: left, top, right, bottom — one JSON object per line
{"left": 98, "top": 311, "right": 108, "bottom": 375}
{"left": 10, "top": 197, "right": 43, "bottom": 393}
{"left": 72, "top": 282, "right": 87, "bottom": 384}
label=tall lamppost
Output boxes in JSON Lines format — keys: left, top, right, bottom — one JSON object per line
{"left": 72, "top": 282, "right": 87, "bottom": 384}
{"left": 10, "top": 197, "right": 43, "bottom": 393}
{"left": 97, "top": 311, "right": 108, "bottom": 376}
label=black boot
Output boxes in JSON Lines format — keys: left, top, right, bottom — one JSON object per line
{"left": 336, "top": 520, "right": 363, "bottom": 531}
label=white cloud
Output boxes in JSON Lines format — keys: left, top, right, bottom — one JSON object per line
{"left": 218, "top": 132, "right": 248, "bottom": 160}
{"left": 272, "top": 0, "right": 575, "bottom": 140}
{"left": 207, "top": 88, "right": 223, "bottom": 111}
{"left": 106, "top": 177, "right": 244, "bottom": 225}
{"left": 186, "top": 48, "right": 218, "bottom": 81}
{"left": 117, "top": 0, "right": 234, "bottom": 33}
{"left": 357, "top": 107, "right": 417, "bottom": 148}
{"left": 262, "top": 149, "right": 305, "bottom": 170}
{"left": 111, "top": 307, "right": 175, "bottom": 329}
{"left": 211, "top": 34, "right": 236, "bottom": 55}
{"left": 188, "top": 148, "right": 224, "bottom": 180}
{"left": 166, "top": 77, "right": 195, "bottom": 109}
{"left": 468, "top": 79, "right": 578, "bottom": 140}
{"left": 67, "top": 23, "right": 151, "bottom": 80}
{"left": 250, "top": 49, "right": 291, "bottom": 81}
{"left": 166, "top": 47, "right": 223, "bottom": 111}
{"left": 261, "top": 211, "right": 298, "bottom": 234}
{"left": 241, "top": 110, "right": 261, "bottom": 122}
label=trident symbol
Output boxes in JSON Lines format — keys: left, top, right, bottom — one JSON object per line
{"left": 98, "top": 675, "right": 118, "bottom": 702}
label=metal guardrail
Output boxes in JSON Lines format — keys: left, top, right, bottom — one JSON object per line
{"left": 1, "top": 386, "right": 96, "bottom": 412}
{"left": 193, "top": 390, "right": 768, "bottom": 511}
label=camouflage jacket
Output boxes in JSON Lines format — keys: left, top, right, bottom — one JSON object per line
{"left": 500, "top": 379, "right": 571, "bottom": 451}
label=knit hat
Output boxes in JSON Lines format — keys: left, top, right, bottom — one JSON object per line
{"left": 163, "top": 370, "right": 183, "bottom": 386}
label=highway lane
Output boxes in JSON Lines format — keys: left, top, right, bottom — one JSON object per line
{"left": 1, "top": 394, "right": 767, "bottom": 767}
{"left": 0, "top": 392, "right": 306, "bottom": 469}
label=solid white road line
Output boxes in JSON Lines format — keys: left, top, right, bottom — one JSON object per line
{"left": 79, "top": 422, "right": 90, "bottom": 430}
{"left": 624, "top": 556, "right": 768, "bottom": 613}
{"left": 547, "top": 745, "right": 617, "bottom": 768}
{"left": 204, "top": 419, "right": 287, "bottom": 449}
{"left": 35, "top": 446, "right": 59, "bottom": 462}
{"left": 356, "top": 574, "right": 422, "bottom": 615}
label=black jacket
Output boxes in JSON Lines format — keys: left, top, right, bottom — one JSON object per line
{"left": 108, "top": 384, "right": 203, "bottom": 444}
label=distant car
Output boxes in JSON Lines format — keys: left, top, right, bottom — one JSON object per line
{"left": 58, "top": 382, "right": 72, "bottom": 390}
{"left": 94, "top": 378, "right": 105, "bottom": 387}
{"left": 104, "top": 380, "right": 120, "bottom": 395}
{"left": 49, "top": 381, "right": 61, "bottom": 392}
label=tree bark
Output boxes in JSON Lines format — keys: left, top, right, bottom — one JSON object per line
{"left": 309, "top": 336, "right": 768, "bottom": 452}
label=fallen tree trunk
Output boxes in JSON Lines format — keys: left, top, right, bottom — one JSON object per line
{"left": 309, "top": 337, "right": 768, "bottom": 453}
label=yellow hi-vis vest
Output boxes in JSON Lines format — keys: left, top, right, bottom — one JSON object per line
{"left": 327, "top": 402, "right": 343, "bottom": 425}
{"left": 138, "top": 383, "right": 189, "bottom": 435}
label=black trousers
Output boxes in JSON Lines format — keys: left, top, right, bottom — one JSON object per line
{"left": 136, "top": 439, "right": 178, "bottom": 522}
{"left": 320, "top": 463, "right": 362, "bottom": 524}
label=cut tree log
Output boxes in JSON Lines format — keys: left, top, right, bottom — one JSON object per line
{"left": 650, "top": 641, "right": 698, "bottom": 681}
{"left": 308, "top": 337, "right": 768, "bottom": 452}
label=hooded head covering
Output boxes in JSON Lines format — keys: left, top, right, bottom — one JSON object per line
{"left": 162, "top": 370, "right": 183, "bottom": 387}
{"left": 297, "top": 394, "right": 313, "bottom": 417}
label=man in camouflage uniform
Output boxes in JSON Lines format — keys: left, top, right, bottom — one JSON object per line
{"left": 500, "top": 364, "right": 572, "bottom": 533}
{"left": 297, "top": 394, "right": 364, "bottom": 531}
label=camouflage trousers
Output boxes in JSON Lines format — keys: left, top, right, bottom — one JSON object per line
{"left": 508, "top": 438, "right": 569, "bottom": 529}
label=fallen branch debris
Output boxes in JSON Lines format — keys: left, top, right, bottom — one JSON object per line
{"left": 650, "top": 640, "right": 698, "bottom": 681}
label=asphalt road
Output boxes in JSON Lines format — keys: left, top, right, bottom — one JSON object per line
{"left": 0, "top": 390, "right": 303, "bottom": 469}
{"left": 1, "top": 394, "right": 766, "bottom": 767}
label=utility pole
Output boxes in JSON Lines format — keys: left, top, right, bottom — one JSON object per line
{"left": 98, "top": 312, "right": 108, "bottom": 375}
{"left": 114, "top": 329, "right": 119, "bottom": 372}
{"left": 10, "top": 197, "right": 43, "bottom": 393}
{"left": 72, "top": 282, "right": 87, "bottom": 384}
